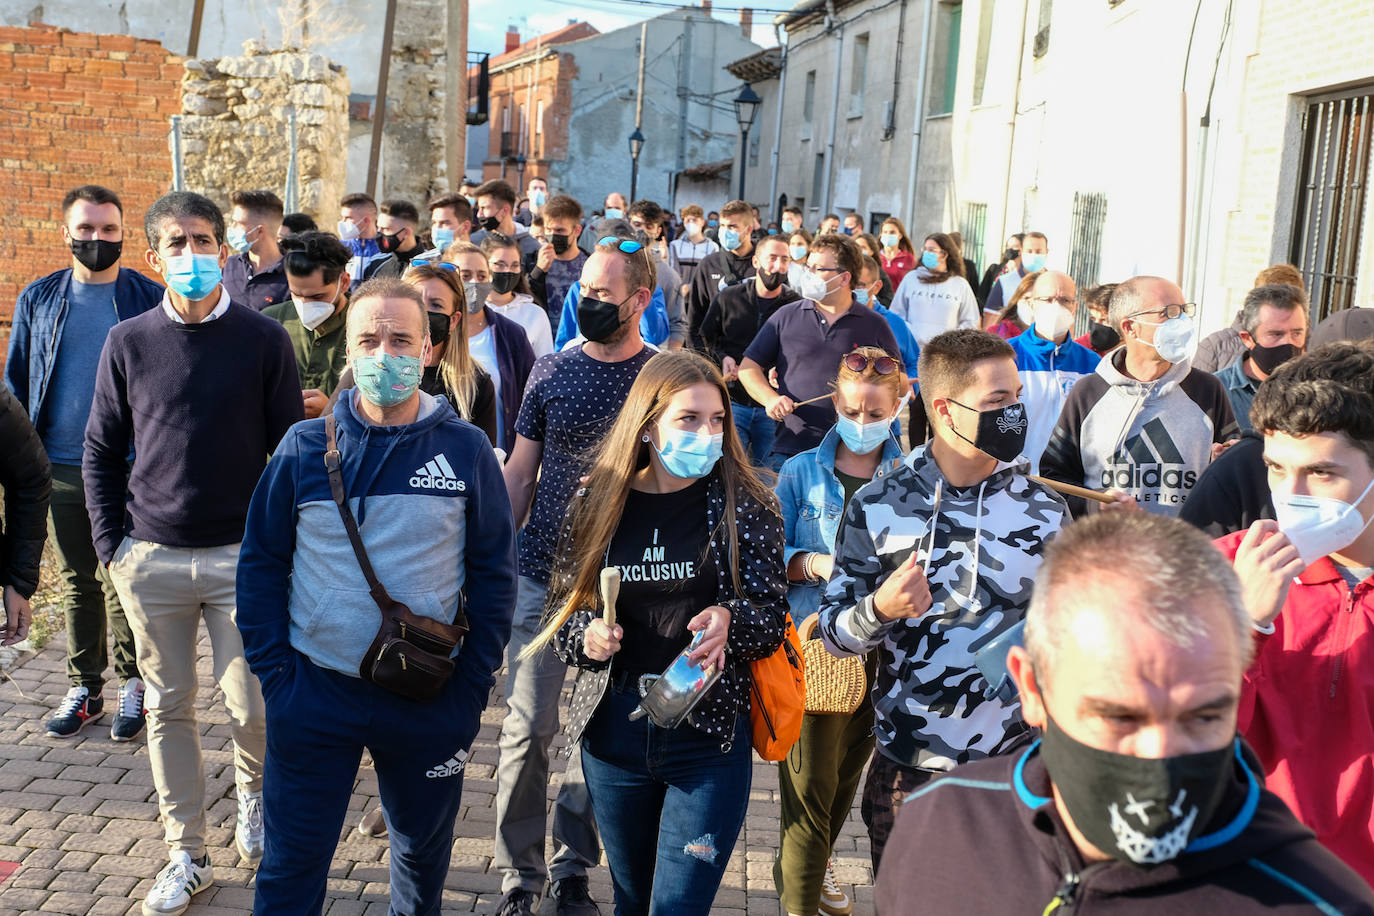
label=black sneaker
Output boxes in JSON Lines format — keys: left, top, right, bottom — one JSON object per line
{"left": 46, "top": 687, "right": 104, "bottom": 738}
{"left": 111, "top": 677, "right": 147, "bottom": 742}
{"left": 493, "top": 888, "right": 538, "bottom": 916}
{"left": 549, "top": 876, "right": 599, "bottom": 916}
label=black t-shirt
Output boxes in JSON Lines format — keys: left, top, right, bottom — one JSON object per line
{"left": 835, "top": 468, "right": 868, "bottom": 504}
{"left": 606, "top": 478, "right": 716, "bottom": 676}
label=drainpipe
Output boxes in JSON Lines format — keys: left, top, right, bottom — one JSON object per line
{"left": 766, "top": 22, "right": 789, "bottom": 222}
{"left": 901, "top": 0, "right": 935, "bottom": 228}
{"left": 995, "top": 0, "right": 1032, "bottom": 246}
{"left": 819, "top": 0, "right": 843, "bottom": 214}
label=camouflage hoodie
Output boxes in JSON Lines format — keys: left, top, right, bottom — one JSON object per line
{"left": 818, "top": 444, "right": 1068, "bottom": 770}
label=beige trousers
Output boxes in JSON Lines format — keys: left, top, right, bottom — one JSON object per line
{"left": 108, "top": 538, "right": 266, "bottom": 858}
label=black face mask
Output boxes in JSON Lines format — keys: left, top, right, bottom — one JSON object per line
{"left": 377, "top": 231, "right": 402, "bottom": 254}
{"left": 479, "top": 215, "right": 501, "bottom": 233}
{"left": 947, "top": 399, "right": 1028, "bottom": 462}
{"left": 1248, "top": 341, "right": 1301, "bottom": 376}
{"left": 550, "top": 233, "right": 573, "bottom": 255}
{"left": 491, "top": 271, "right": 521, "bottom": 295}
{"left": 757, "top": 268, "right": 785, "bottom": 291}
{"left": 1089, "top": 321, "right": 1121, "bottom": 353}
{"left": 577, "top": 293, "right": 632, "bottom": 343}
{"left": 1003, "top": 247, "right": 1020, "bottom": 263}
{"left": 71, "top": 238, "right": 122, "bottom": 272}
{"left": 428, "top": 310, "right": 452, "bottom": 346}
{"left": 1038, "top": 714, "right": 1236, "bottom": 866}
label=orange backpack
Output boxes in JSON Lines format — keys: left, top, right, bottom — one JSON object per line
{"left": 749, "top": 614, "right": 806, "bottom": 760}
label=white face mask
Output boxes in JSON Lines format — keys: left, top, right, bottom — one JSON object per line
{"left": 292, "top": 284, "right": 339, "bottom": 331}
{"left": 1273, "top": 477, "right": 1374, "bottom": 569}
{"left": 1136, "top": 315, "right": 1198, "bottom": 364}
{"left": 336, "top": 220, "right": 360, "bottom": 242}
{"left": 1035, "top": 301, "right": 1075, "bottom": 341}
{"left": 796, "top": 268, "right": 829, "bottom": 301}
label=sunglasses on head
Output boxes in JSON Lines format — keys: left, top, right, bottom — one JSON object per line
{"left": 843, "top": 352, "right": 901, "bottom": 375}
{"left": 407, "top": 259, "right": 459, "bottom": 272}
{"left": 598, "top": 236, "right": 644, "bottom": 254}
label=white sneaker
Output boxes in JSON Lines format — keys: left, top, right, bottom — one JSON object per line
{"left": 142, "top": 850, "right": 212, "bottom": 916}
{"left": 819, "top": 858, "right": 853, "bottom": 916}
{"left": 236, "top": 787, "right": 265, "bottom": 866}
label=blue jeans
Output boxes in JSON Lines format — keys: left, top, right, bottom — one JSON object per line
{"left": 255, "top": 654, "right": 475, "bottom": 915}
{"left": 580, "top": 682, "right": 753, "bottom": 916}
{"left": 731, "top": 402, "right": 776, "bottom": 466}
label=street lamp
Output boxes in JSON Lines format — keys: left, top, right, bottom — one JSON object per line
{"left": 629, "top": 127, "right": 646, "bottom": 203}
{"left": 733, "top": 83, "right": 761, "bottom": 200}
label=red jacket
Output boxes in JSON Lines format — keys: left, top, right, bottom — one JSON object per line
{"left": 881, "top": 250, "right": 916, "bottom": 291}
{"left": 1217, "top": 530, "right": 1374, "bottom": 887}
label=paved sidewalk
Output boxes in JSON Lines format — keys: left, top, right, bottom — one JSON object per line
{"left": 0, "top": 629, "right": 876, "bottom": 915}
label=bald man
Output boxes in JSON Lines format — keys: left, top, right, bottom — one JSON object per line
{"left": 875, "top": 512, "right": 1374, "bottom": 915}
{"left": 1041, "top": 276, "right": 1238, "bottom": 516}
{"left": 1006, "top": 271, "right": 1100, "bottom": 472}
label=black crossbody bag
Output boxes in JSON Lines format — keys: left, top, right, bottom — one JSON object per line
{"left": 324, "top": 414, "right": 468, "bottom": 702}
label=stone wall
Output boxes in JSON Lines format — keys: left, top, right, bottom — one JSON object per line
{"left": 178, "top": 40, "right": 349, "bottom": 224}
{"left": 384, "top": 0, "right": 459, "bottom": 208}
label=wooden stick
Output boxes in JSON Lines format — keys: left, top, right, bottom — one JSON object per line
{"left": 1029, "top": 474, "right": 1117, "bottom": 505}
{"left": 599, "top": 567, "right": 620, "bottom": 628}
{"left": 792, "top": 392, "right": 835, "bottom": 407}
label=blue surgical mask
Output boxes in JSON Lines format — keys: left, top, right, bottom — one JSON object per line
{"left": 853, "top": 288, "right": 871, "bottom": 306}
{"left": 163, "top": 253, "right": 222, "bottom": 300}
{"left": 531, "top": 189, "right": 547, "bottom": 207}
{"left": 353, "top": 352, "right": 423, "bottom": 408}
{"left": 652, "top": 428, "right": 724, "bottom": 479}
{"left": 226, "top": 225, "right": 253, "bottom": 254}
{"left": 431, "top": 227, "right": 455, "bottom": 252}
{"left": 708, "top": 219, "right": 719, "bottom": 227}
{"left": 1022, "top": 252, "right": 1047, "bottom": 272}
{"left": 790, "top": 244, "right": 808, "bottom": 261}
{"left": 920, "top": 250, "right": 941, "bottom": 270}
{"left": 880, "top": 233, "right": 900, "bottom": 250}
{"left": 781, "top": 219, "right": 796, "bottom": 234}
{"left": 604, "top": 207, "right": 623, "bottom": 220}
{"left": 767, "top": 227, "right": 778, "bottom": 235}
{"left": 835, "top": 413, "right": 892, "bottom": 455}
{"left": 721, "top": 228, "right": 742, "bottom": 250}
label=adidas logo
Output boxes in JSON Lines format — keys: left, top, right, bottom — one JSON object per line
{"left": 410, "top": 453, "right": 466, "bottom": 491}
{"left": 426, "top": 749, "right": 468, "bottom": 778}
{"left": 1101, "top": 417, "right": 1198, "bottom": 493}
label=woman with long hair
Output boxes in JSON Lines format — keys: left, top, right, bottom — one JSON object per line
{"left": 788, "top": 227, "right": 815, "bottom": 289}
{"left": 473, "top": 233, "right": 555, "bottom": 358}
{"left": 887, "top": 231, "right": 980, "bottom": 345}
{"left": 773, "top": 347, "right": 907, "bottom": 916}
{"left": 526, "top": 349, "right": 788, "bottom": 916}
{"left": 877, "top": 217, "right": 917, "bottom": 290}
{"left": 988, "top": 268, "right": 1046, "bottom": 340}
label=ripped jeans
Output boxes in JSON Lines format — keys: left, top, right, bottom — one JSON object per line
{"left": 580, "top": 679, "right": 752, "bottom": 915}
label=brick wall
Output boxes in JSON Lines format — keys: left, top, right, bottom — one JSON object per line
{"left": 0, "top": 23, "right": 182, "bottom": 359}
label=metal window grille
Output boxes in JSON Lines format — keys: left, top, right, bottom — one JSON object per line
{"left": 960, "top": 201, "right": 988, "bottom": 272}
{"left": 1067, "top": 191, "right": 1108, "bottom": 336}
{"left": 1289, "top": 87, "right": 1373, "bottom": 323}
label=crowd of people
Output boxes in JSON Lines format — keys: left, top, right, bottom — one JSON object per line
{"left": 0, "top": 175, "right": 1372, "bottom": 916}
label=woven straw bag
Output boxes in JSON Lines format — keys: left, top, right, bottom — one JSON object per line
{"left": 797, "top": 614, "right": 867, "bottom": 715}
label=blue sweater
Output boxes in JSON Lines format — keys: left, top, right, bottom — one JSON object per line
{"left": 83, "top": 300, "right": 304, "bottom": 563}
{"left": 1006, "top": 326, "right": 1101, "bottom": 474}
{"left": 236, "top": 391, "right": 516, "bottom": 745}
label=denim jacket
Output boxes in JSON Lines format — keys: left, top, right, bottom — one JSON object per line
{"left": 4, "top": 267, "right": 164, "bottom": 429}
{"left": 775, "top": 425, "right": 904, "bottom": 626}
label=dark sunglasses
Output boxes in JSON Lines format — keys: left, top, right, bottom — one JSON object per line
{"left": 407, "top": 259, "right": 459, "bottom": 272}
{"left": 597, "top": 236, "right": 644, "bottom": 254}
{"left": 843, "top": 352, "right": 901, "bottom": 375}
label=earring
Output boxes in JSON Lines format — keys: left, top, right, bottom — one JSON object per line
{"left": 641, "top": 434, "right": 651, "bottom": 443}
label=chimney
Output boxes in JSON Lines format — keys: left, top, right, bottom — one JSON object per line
{"left": 740, "top": 7, "right": 753, "bottom": 36}
{"left": 505, "top": 25, "right": 521, "bottom": 53}
{"left": 701, "top": 0, "right": 711, "bottom": 12}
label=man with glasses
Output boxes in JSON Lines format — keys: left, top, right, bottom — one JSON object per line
{"left": 737, "top": 233, "right": 899, "bottom": 471}
{"left": 1007, "top": 271, "right": 1100, "bottom": 472}
{"left": 493, "top": 237, "right": 659, "bottom": 916}
{"left": 1042, "top": 275, "right": 1238, "bottom": 516}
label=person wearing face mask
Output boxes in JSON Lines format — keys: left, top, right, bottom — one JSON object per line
{"left": 1041, "top": 275, "right": 1239, "bottom": 517}
{"left": 5, "top": 184, "right": 162, "bottom": 743}
{"left": 818, "top": 214, "right": 841, "bottom": 236}
{"left": 887, "top": 232, "right": 981, "bottom": 345}
{"left": 337, "top": 191, "right": 381, "bottom": 256}
{"left": 855, "top": 256, "right": 922, "bottom": 398}
{"left": 264, "top": 232, "right": 354, "bottom": 420}
{"left": 1073, "top": 281, "right": 1123, "bottom": 355}
{"left": 841, "top": 213, "right": 862, "bottom": 237}
{"left": 222, "top": 189, "right": 288, "bottom": 311}
{"left": 780, "top": 205, "right": 804, "bottom": 239}
{"left": 738, "top": 235, "right": 901, "bottom": 471}
{"left": 577, "top": 192, "right": 630, "bottom": 253}
{"left": 687, "top": 199, "right": 758, "bottom": 349}
{"left": 530, "top": 194, "right": 589, "bottom": 332}
{"left": 876, "top": 511, "right": 1374, "bottom": 915}
{"left": 428, "top": 193, "right": 474, "bottom": 254}
{"left": 669, "top": 204, "right": 721, "bottom": 293}
{"left": 493, "top": 237, "right": 659, "bottom": 916}
{"left": 1006, "top": 271, "right": 1101, "bottom": 473}
{"left": 629, "top": 199, "right": 688, "bottom": 348}
{"left": 470, "top": 179, "right": 541, "bottom": 271}
{"left": 877, "top": 218, "right": 917, "bottom": 291}
{"left": 977, "top": 233, "right": 1023, "bottom": 308}
{"left": 852, "top": 233, "right": 895, "bottom": 307}
{"left": 361, "top": 199, "right": 427, "bottom": 280}
{"left": 982, "top": 230, "right": 1049, "bottom": 327}
{"left": 699, "top": 236, "right": 803, "bottom": 464}
{"left": 786, "top": 229, "right": 813, "bottom": 289}
{"left": 1193, "top": 264, "right": 1305, "bottom": 373}
{"left": 818, "top": 329, "right": 1069, "bottom": 871}
{"left": 236, "top": 277, "right": 517, "bottom": 915}
{"left": 987, "top": 269, "right": 1043, "bottom": 340}
{"left": 525, "top": 349, "right": 787, "bottom": 916}
{"left": 773, "top": 348, "right": 906, "bottom": 916}
{"left": 1219, "top": 339, "right": 1374, "bottom": 888}
{"left": 518, "top": 176, "right": 549, "bottom": 226}
{"left": 1215, "top": 284, "right": 1309, "bottom": 431}
{"left": 554, "top": 224, "right": 672, "bottom": 351}
{"left": 476, "top": 235, "right": 554, "bottom": 358}
{"left": 83, "top": 191, "right": 303, "bottom": 914}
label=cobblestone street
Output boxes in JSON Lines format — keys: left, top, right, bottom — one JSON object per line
{"left": 0, "top": 629, "right": 876, "bottom": 915}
